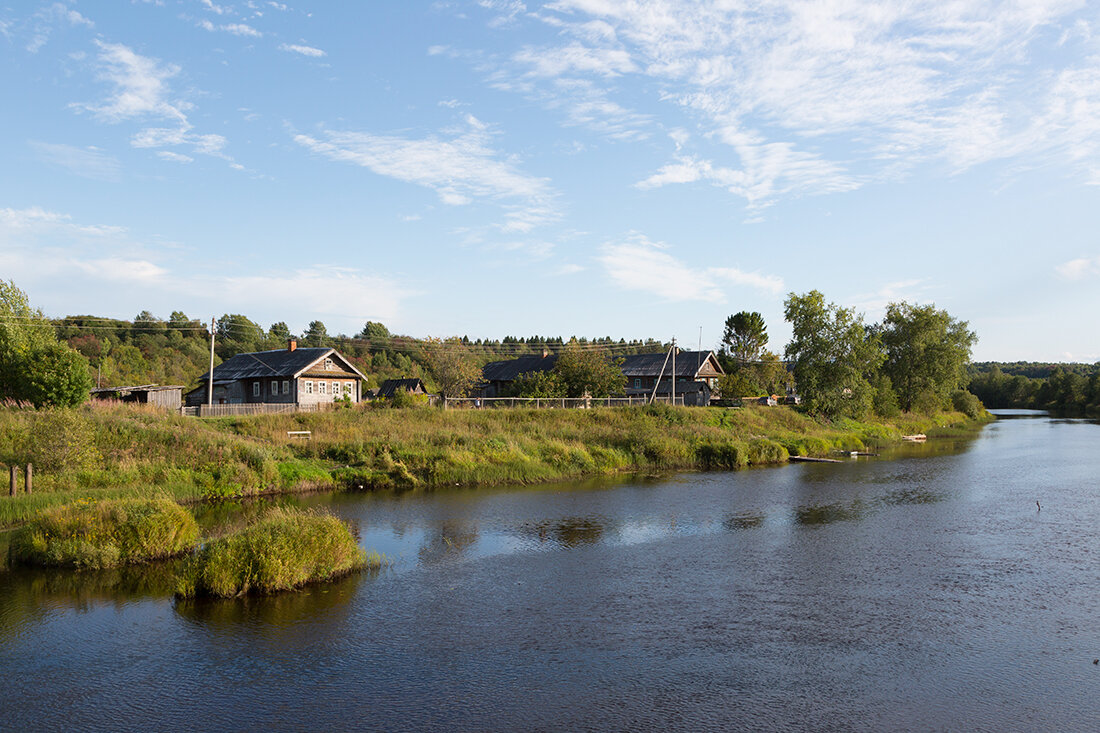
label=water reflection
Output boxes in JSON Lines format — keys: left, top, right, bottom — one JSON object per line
{"left": 173, "top": 570, "right": 368, "bottom": 629}
{"left": 525, "top": 517, "right": 607, "bottom": 547}
{"left": 723, "top": 512, "right": 765, "bottom": 530}
{"left": 795, "top": 499, "right": 870, "bottom": 525}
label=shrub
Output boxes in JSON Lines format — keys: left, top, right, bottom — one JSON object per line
{"left": 177, "top": 507, "right": 373, "bottom": 598}
{"left": 951, "top": 390, "right": 985, "bottom": 419}
{"left": 9, "top": 497, "right": 199, "bottom": 569}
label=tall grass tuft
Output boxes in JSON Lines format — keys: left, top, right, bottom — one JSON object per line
{"left": 176, "top": 507, "right": 375, "bottom": 598}
{"left": 9, "top": 497, "right": 199, "bottom": 569}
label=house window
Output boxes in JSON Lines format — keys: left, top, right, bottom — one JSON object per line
{"left": 343, "top": 382, "right": 353, "bottom": 395}
{"left": 271, "top": 380, "right": 279, "bottom": 396}
{"left": 634, "top": 378, "right": 641, "bottom": 389}
{"left": 253, "top": 382, "right": 260, "bottom": 397}
{"left": 319, "top": 381, "right": 327, "bottom": 394}
{"left": 304, "top": 381, "right": 313, "bottom": 395}
{"left": 282, "top": 380, "right": 289, "bottom": 395}
{"left": 324, "top": 358, "right": 333, "bottom": 370}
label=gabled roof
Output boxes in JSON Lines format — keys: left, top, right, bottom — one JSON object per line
{"left": 378, "top": 378, "right": 428, "bottom": 398}
{"left": 481, "top": 353, "right": 558, "bottom": 382}
{"left": 198, "top": 347, "right": 366, "bottom": 383}
{"left": 620, "top": 351, "right": 721, "bottom": 379}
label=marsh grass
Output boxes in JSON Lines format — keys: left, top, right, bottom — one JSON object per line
{"left": 176, "top": 507, "right": 375, "bottom": 598}
{"left": 9, "top": 496, "right": 200, "bottom": 569}
{"left": 1, "top": 403, "right": 986, "bottom": 529}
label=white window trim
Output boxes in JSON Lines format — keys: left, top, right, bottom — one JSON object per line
{"left": 319, "top": 381, "right": 327, "bottom": 394}
{"left": 271, "top": 380, "right": 279, "bottom": 396}
{"left": 282, "top": 379, "right": 289, "bottom": 395}
{"left": 304, "top": 380, "right": 313, "bottom": 395}
{"left": 253, "top": 382, "right": 260, "bottom": 397}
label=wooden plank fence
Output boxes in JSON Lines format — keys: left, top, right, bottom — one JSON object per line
{"left": 441, "top": 395, "right": 683, "bottom": 409}
{"left": 182, "top": 402, "right": 339, "bottom": 418}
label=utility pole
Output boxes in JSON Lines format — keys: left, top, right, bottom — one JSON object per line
{"left": 207, "top": 316, "right": 215, "bottom": 407}
{"left": 671, "top": 337, "right": 676, "bottom": 406}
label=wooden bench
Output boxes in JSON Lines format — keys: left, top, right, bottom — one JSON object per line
{"left": 287, "top": 431, "right": 312, "bottom": 440}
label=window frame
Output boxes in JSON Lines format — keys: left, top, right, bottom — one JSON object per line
{"left": 271, "top": 380, "right": 279, "bottom": 396}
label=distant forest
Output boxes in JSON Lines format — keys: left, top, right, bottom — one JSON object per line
{"left": 968, "top": 362, "right": 1100, "bottom": 415}
{"left": 54, "top": 311, "right": 668, "bottom": 392}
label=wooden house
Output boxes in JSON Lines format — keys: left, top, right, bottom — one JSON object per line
{"left": 185, "top": 340, "right": 366, "bottom": 407}
{"left": 377, "top": 378, "right": 430, "bottom": 399}
{"left": 620, "top": 350, "right": 724, "bottom": 400}
{"left": 91, "top": 384, "right": 184, "bottom": 409}
{"left": 478, "top": 352, "right": 557, "bottom": 397}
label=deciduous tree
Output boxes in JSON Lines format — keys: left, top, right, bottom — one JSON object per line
{"left": 881, "top": 302, "right": 976, "bottom": 412}
{"left": 784, "top": 290, "right": 883, "bottom": 419}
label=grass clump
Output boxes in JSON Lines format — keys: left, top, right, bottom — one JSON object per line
{"left": 9, "top": 497, "right": 199, "bottom": 569}
{"left": 176, "top": 507, "right": 374, "bottom": 598}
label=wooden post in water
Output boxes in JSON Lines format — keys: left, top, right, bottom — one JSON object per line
{"left": 9, "top": 465, "right": 17, "bottom": 496}
{"left": 25, "top": 464, "right": 32, "bottom": 494}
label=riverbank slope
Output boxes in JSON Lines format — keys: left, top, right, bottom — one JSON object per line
{"left": 0, "top": 403, "right": 988, "bottom": 527}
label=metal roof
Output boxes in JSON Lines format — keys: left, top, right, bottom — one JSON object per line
{"left": 377, "top": 378, "right": 428, "bottom": 398}
{"left": 619, "top": 351, "right": 721, "bottom": 378}
{"left": 481, "top": 354, "right": 558, "bottom": 382}
{"left": 198, "top": 347, "right": 366, "bottom": 383}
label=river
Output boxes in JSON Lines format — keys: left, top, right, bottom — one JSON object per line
{"left": 1, "top": 411, "right": 1098, "bottom": 731}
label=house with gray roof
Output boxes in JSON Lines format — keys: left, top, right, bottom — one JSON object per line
{"left": 185, "top": 340, "right": 366, "bottom": 407}
{"left": 476, "top": 348, "right": 723, "bottom": 404}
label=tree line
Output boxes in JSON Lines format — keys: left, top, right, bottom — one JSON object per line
{"left": 968, "top": 363, "right": 1100, "bottom": 415}
{"left": 717, "top": 291, "right": 980, "bottom": 420}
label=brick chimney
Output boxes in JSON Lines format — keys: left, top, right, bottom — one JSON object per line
{"left": 287, "top": 338, "right": 297, "bottom": 352}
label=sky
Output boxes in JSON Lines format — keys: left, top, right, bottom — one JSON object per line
{"left": 1, "top": 0, "right": 1098, "bottom": 362}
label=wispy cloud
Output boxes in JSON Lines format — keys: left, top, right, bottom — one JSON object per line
{"left": 24, "top": 2, "right": 94, "bottom": 53}
{"left": 279, "top": 42, "right": 325, "bottom": 57}
{"left": 470, "top": 0, "right": 1100, "bottom": 208}
{"left": 597, "top": 233, "right": 783, "bottom": 302}
{"left": 846, "top": 279, "right": 933, "bottom": 317}
{"left": 1056, "top": 255, "right": 1100, "bottom": 280}
{"left": 199, "top": 19, "right": 263, "bottom": 37}
{"left": 73, "top": 41, "right": 236, "bottom": 163}
{"left": 295, "top": 115, "right": 559, "bottom": 232}
{"left": 30, "top": 141, "right": 121, "bottom": 181}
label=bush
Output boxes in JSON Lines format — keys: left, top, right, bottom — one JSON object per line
{"left": 952, "top": 390, "right": 985, "bottom": 419}
{"left": 9, "top": 497, "right": 199, "bottom": 569}
{"left": 177, "top": 507, "right": 373, "bottom": 598}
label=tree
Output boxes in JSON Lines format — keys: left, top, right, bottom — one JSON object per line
{"left": 881, "top": 302, "right": 976, "bottom": 413}
{"left": 784, "top": 290, "right": 883, "bottom": 419}
{"left": 0, "top": 280, "right": 92, "bottom": 407}
{"left": 215, "top": 314, "right": 264, "bottom": 357}
{"left": 552, "top": 344, "right": 625, "bottom": 397}
{"left": 512, "top": 369, "right": 564, "bottom": 397}
{"left": 303, "top": 320, "right": 329, "bottom": 348}
{"left": 721, "top": 311, "right": 768, "bottom": 364}
{"left": 422, "top": 337, "right": 480, "bottom": 398}
{"left": 357, "top": 321, "right": 391, "bottom": 343}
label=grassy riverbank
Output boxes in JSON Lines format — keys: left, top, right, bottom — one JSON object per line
{"left": 0, "top": 402, "right": 988, "bottom": 528}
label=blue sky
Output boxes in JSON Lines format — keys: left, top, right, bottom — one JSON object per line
{"left": 1, "top": 0, "right": 1098, "bottom": 362}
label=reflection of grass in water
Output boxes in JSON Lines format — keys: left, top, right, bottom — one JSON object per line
{"left": 879, "top": 488, "right": 947, "bottom": 506}
{"left": 795, "top": 500, "right": 870, "bottom": 526}
{"left": 173, "top": 568, "right": 371, "bottom": 628}
{"left": 723, "top": 513, "right": 765, "bottom": 531}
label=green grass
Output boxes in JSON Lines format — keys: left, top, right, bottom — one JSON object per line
{"left": 176, "top": 507, "right": 376, "bottom": 598}
{"left": 8, "top": 496, "right": 200, "bottom": 569}
{"left": 1, "top": 402, "right": 990, "bottom": 528}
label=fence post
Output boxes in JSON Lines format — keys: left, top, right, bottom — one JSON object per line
{"left": 24, "top": 464, "right": 32, "bottom": 494}
{"left": 10, "top": 465, "right": 17, "bottom": 496}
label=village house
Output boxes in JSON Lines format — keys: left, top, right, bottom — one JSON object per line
{"left": 184, "top": 340, "right": 366, "bottom": 407}
{"left": 91, "top": 384, "right": 184, "bottom": 409}
{"left": 377, "top": 378, "right": 430, "bottom": 399}
{"left": 476, "top": 348, "right": 724, "bottom": 405}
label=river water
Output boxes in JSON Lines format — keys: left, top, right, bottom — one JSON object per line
{"left": 1, "top": 411, "right": 1098, "bottom": 731}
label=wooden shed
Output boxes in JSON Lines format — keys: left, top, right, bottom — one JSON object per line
{"left": 91, "top": 384, "right": 184, "bottom": 409}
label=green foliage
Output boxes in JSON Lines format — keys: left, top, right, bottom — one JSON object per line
{"left": 15, "top": 408, "right": 101, "bottom": 471}
{"left": 951, "top": 389, "right": 985, "bottom": 419}
{"left": 784, "top": 290, "right": 883, "bottom": 419}
{"left": 9, "top": 497, "right": 199, "bottom": 568}
{"left": 871, "top": 373, "right": 901, "bottom": 418}
{"left": 176, "top": 507, "right": 370, "bottom": 597}
{"left": 551, "top": 344, "right": 625, "bottom": 397}
{"left": 512, "top": 369, "right": 565, "bottom": 397}
{"left": 423, "top": 337, "right": 481, "bottom": 397}
{"left": 721, "top": 311, "right": 768, "bottom": 364}
{"left": 881, "top": 302, "right": 976, "bottom": 412}
{"left": 303, "top": 320, "right": 330, "bottom": 348}
{"left": 0, "top": 281, "right": 92, "bottom": 407}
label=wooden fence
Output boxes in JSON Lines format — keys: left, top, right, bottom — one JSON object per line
{"left": 441, "top": 395, "right": 684, "bottom": 409}
{"left": 181, "top": 402, "right": 339, "bottom": 418}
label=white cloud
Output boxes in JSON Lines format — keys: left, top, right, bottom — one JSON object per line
{"left": 471, "top": 0, "right": 1100, "bottom": 206}
{"left": 846, "top": 279, "right": 932, "bottom": 317}
{"left": 30, "top": 142, "right": 121, "bottom": 181}
{"left": 279, "top": 43, "right": 325, "bottom": 57}
{"left": 73, "top": 257, "right": 168, "bottom": 283}
{"left": 0, "top": 206, "right": 125, "bottom": 237}
{"left": 74, "top": 41, "right": 236, "bottom": 163}
{"left": 295, "top": 116, "right": 559, "bottom": 232}
{"left": 1056, "top": 255, "right": 1100, "bottom": 280}
{"left": 597, "top": 233, "right": 783, "bottom": 302}
{"left": 157, "top": 151, "right": 195, "bottom": 163}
